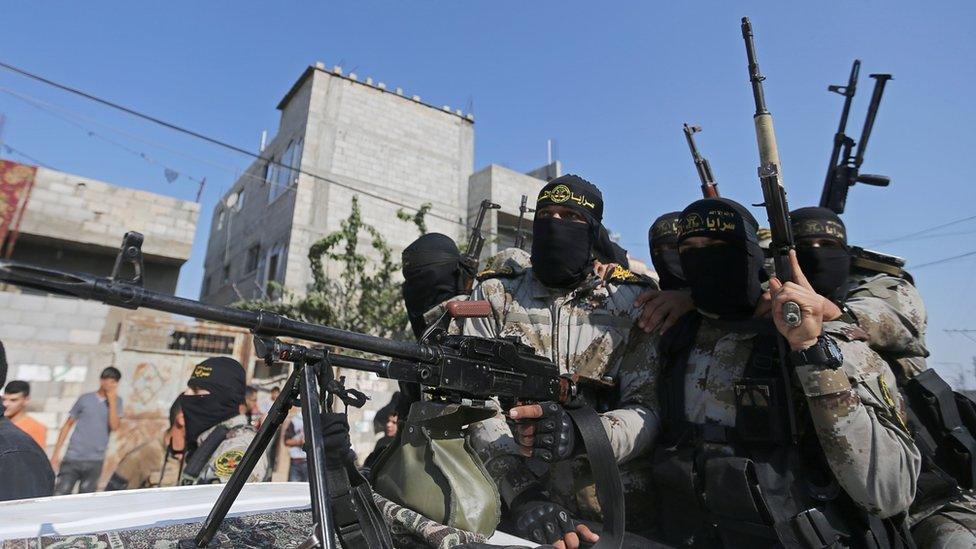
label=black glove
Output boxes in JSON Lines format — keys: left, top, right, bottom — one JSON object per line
{"left": 512, "top": 500, "right": 579, "bottom": 545}
{"left": 514, "top": 401, "right": 577, "bottom": 463}
{"left": 321, "top": 411, "right": 356, "bottom": 466}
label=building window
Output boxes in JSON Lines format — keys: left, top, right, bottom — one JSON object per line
{"left": 230, "top": 188, "right": 245, "bottom": 212}
{"left": 245, "top": 244, "right": 261, "bottom": 274}
{"left": 222, "top": 264, "right": 230, "bottom": 284}
{"left": 202, "top": 276, "right": 211, "bottom": 296}
{"left": 269, "top": 139, "right": 302, "bottom": 203}
{"left": 216, "top": 209, "right": 225, "bottom": 231}
{"left": 265, "top": 242, "right": 286, "bottom": 297}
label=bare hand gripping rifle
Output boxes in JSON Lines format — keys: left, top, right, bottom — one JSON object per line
{"left": 682, "top": 123, "right": 719, "bottom": 198}
{"left": 820, "top": 59, "right": 893, "bottom": 214}
{"left": 0, "top": 231, "right": 624, "bottom": 548}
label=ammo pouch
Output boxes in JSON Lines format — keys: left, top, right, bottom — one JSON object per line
{"left": 372, "top": 401, "right": 500, "bottom": 536}
{"left": 903, "top": 369, "right": 976, "bottom": 489}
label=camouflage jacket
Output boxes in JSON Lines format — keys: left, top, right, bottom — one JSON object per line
{"left": 462, "top": 266, "right": 658, "bottom": 464}
{"left": 111, "top": 437, "right": 183, "bottom": 489}
{"left": 620, "top": 318, "right": 921, "bottom": 518}
{"left": 845, "top": 271, "right": 928, "bottom": 380}
{"left": 182, "top": 414, "right": 268, "bottom": 485}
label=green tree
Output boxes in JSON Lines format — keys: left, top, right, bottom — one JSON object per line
{"left": 235, "top": 196, "right": 430, "bottom": 340}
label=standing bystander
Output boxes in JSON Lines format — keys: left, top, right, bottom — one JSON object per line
{"left": 50, "top": 367, "right": 124, "bottom": 495}
{"left": 3, "top": 380, "right": 47, "bottom": 450}
{"left": 283, "top": 410, "right": 307, "bottom": 482}
{"left": 0, "top": 340, "right": 55, "bottom": 501}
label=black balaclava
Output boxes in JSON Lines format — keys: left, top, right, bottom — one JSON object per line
{"left": 179, "top": 356, "right": 245, "bottom": 453}
{"left": 678, "top": 198, "right": 766, "bottom": 319}
{"left": 594, "top": 225, "right": 630, "bottom": 269}
{"left": 531, "top": 174, "right": 604, "bottom": 288}
{"left": 791, "top": 207, "right": 851, "bottom": 301}
{"left": 648, "top": 211, "right": 686, "bottom": 290}
{"left": 401, "top": 233, "right": 468, "bottom": 339}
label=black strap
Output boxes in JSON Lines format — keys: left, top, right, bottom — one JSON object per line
{"left": 657, "top": 312, "right": 702, "bottom": 442}
{"left": 181, "top": 425, "right": 229, "bottom": 484}
{"left": 325, "top": 443, "right": 394, "bottom": 548}
{"left": 566, "top": 406, "right": 624, "bottom": 549}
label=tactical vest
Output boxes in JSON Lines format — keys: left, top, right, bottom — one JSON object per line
{"left": 652, "top": 314, "right": 912, "bottom": 549}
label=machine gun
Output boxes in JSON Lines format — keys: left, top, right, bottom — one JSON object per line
{"left": 820, "top": 59, "right": 893, "bottom": 214}
{"left": 461, "top": 199, "right": 500, "bottom": 289}
{"left": 0, "top": 231, "right": 624, "bottom": 548}
{"left": 682, "top": 123, "right": 719, "bottom": 198}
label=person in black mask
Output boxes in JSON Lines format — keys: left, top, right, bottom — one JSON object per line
{"left": 401, "top": 233, "right": 472, "bottom": 340}
{"left": 178, "top": 356, "right": 269, "bottom": 485}
{"left": 463, "top": 174, "right": 658, "bottom": 548}
{"left": 604, "top": 197, "right": 920, "bottom": 547}
{"left": 633, "top": 211, "right": 697, "bottom": 335}
{"left": 791, "top": 207, "right": 852, "bottom": 302}
{"left": 648, "top": 211, "right": 685, "bottom": 291}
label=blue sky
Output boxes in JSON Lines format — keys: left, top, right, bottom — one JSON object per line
{"left": 1, "top": 2, "right": 974, "bottom": 383}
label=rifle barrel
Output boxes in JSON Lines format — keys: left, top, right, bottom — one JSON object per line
{"left": 0, "top": 261, "right": 438, "bottom": 364}
{"left": 853, "top": 74, "right": 893, "bottom": 168}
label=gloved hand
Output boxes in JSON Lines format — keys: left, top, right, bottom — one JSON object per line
{"left": 512, "top": 500, "right": 598, "bottom": 549}
{"left": 509, "top": 401, "right": 577, "bottom": 463}
{"left": 321, "top": 411, "right": 356, "bottom": 466}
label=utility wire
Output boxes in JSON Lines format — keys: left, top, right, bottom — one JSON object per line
{"left": 0, "top": 86, "right": 284, "bottom": 194}
{"left": 2, "top": 144, "right": 54, "bottom": 169}
{"left": 913, "top": 250, "right": 976, "bottom": 270}
{"left": 866, "top": 214, "right": 976, "bottom": 247}
{"left": 0, "top": 61, "right": 493, "bottom": 236}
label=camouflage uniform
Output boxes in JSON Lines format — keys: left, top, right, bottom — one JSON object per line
{"left": 844, "top": 272, "right": 976, "bottom": 546}
{"left": 462, "top": 265, "right": 659, "bottom": 523}
{"left": 109, "top": 438, "right": 183, "bottom": 489}
{"left": 845, "top": 271, "right": 928, "bottom": 380}
{"left": 182, "top": 414, "right": 268, "bottom": 485}
{"left": 623, "top": 317, "right": 921, "bottom": 544}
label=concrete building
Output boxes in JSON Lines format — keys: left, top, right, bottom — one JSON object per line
{"left": 200, "top": 62, "right": 559, "bottom": 305}
{"left": 0, "top": 164, "right": 264, "bottom": 486}
{"left": 199, "top": 63, "right": 560, "bottom": 455}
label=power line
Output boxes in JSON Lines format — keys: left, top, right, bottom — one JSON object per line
{"left": 0, "top": 60, "right": 492, "bottom": 236}
{"left": 2, "top": 144, "right": 55, "bottom": 169}
{"left": 0, "top": 86, "right": 285, "bottom": 194}
{"left": 866, "top": 214, "right": 976, "bottom": 247}
{"left": 913, "top": 250, "right": 976, "bottom": 270}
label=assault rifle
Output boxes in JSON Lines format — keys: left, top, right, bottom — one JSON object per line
{"left": 461, "top": 199, "right": 500, "bottom": 288}
{"left": 820, "top": 60, "right": 892, "bottom": 214}
{"left": 741, "top": 16, "right": 800, "bottom": 442}
{"left": 682, "top": 123, "right": 719, "bottom": 198}
{"left": 513, "top": 194, "right": 532, "bottom": 250}
{"left": 0, "top": 231, "right": 624, "bottom": 548}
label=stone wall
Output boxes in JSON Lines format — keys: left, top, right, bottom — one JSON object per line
{"left": 20, "top": 167, "right": 199, "bottom": 264}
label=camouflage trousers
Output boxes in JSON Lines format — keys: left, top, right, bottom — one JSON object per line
{"left": 912, "top": 492, "right": 976, "bottom": 549}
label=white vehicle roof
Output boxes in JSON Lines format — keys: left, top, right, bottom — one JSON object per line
{"left": 0, "top": 482, "right": 532, "bottom": 546}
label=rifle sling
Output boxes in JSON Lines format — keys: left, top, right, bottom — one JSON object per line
{"left": 181, "top": 425, "right": 229, "bottom": 483}
{"left": 566, "top": 406, "right": 624, "bottom": 549}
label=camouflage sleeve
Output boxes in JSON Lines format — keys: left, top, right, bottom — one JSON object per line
{"left": 461, "top": 278, "right": 507, "bottom": 339}
{"left": 793, "top": 324, "right": 921, "bottom": 518}
{"left": 846, "top": 275, "right": 928, "bottom": 359}
{"left": 466, "top": 401, "right": 520, "bottom": 461}
{"left": 600, "top": 328, "right": 661, "bottom": 464}
{"left": 372, "top": 492, "right": 488, "bottom": 549}
{"left": 206, "top": 429, "right": 269, "bottom": 484}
